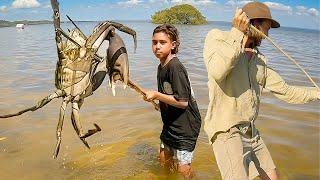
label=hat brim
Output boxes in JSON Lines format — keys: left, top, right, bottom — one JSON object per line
{"left": 255, "top": 17, "right": 280, "bottom": 28}
{"left": 269, "top": 18, "right": 280, "bottom": 28}
{"left": 257, "top": 17, "right": 280, "bottom": 28}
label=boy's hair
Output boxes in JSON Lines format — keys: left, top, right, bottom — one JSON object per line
{"left": 153, "top": 24, "right": 180, "bottom": 54}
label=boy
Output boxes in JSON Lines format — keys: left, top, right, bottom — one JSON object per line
{"left": 145, "top": 24, "right": 201, "bottom": 179}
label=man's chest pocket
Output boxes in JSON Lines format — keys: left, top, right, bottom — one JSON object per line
{"left": 255, "top": 65, "right": 267, "bottom": 86}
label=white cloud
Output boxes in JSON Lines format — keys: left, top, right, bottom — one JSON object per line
{"left": 225, "top": 0, "right": 252, "bottom": 7}
{"left": 171, "top": 0, "right": 187, "bottom": 3}
{"left": 296, "top": 6, "right": 319, "bottom": 17}
{"left": 308, "top": 8, "right": 319, "bottom": 17}
{"left": 296, "top": 6, "right": 307, "bottom": 15}
{"left": 149, "top": 0, "right": 169, "bottom": 3}
{"left": 116, "top": 0, "right": 217, "bottom": 7}
{"left": 225, "top": 1, "right": 292, "bottom": 14}
{"left": 264, "top": 1, "right": 292, "bottom": 13}
{"left": 118, "top": 0, "right": 143, "bottom": 5}
{"left": 42, "top": 4, "right": 51, "bottom": 9}
{"left": 12, "top": 0, "right": 41, "bottom": 9}
{"left": 196, "top": 0, "right": 217, "bottom": 5}
{"left": 0, "top": 5, "right": 8, "bottom": 13}
{"left": 170, "top": 0, "right": 217, "bottom": 6}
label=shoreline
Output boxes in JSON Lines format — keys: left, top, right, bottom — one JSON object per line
{"left": 1, "top": 20, "right": 319, "bottom": 32}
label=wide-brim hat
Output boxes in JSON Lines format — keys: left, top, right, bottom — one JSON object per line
{"left": 242, "top": 1, "right": 280, "bottom": 28}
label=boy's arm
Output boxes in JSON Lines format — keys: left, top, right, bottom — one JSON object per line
{"left": 264, "top": 67, "right": 319, "bottom": 104}
{"left": 145, "top": 91, "right": 188, "bottom": 109}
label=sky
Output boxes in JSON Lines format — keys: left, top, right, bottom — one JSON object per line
{"left": 0, "top": 0, "right": 319, "bottom": 30}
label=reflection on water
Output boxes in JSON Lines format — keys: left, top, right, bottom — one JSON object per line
{"left": 0, "top": 21, "right": 319, "bottom": 179}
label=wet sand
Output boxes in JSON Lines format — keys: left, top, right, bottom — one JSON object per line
{"left": 0, "top": 88, "right": 216, "bottom": 179}
{"left": 0, "top": 87, "right": 318, "bottom": 179}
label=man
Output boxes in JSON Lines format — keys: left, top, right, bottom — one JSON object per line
{"left": 203, "top": 2, "right": 319, "bottom": 180}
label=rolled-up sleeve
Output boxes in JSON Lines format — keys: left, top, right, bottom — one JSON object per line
{"left": 203, "top": 28, "right": 244, "bottom": 83}
{"left": 265, "top": 67, "right": 319, "bottom": 104}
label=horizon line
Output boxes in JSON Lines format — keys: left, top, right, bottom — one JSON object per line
{"left": 1, "top": 19, "right": 319, "bottom": 31}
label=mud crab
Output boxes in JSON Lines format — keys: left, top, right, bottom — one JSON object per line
{"left": 0, "top": 0, "right": 158, "bottom": 158}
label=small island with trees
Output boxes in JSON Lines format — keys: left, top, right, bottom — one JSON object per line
{"left": 151, "top": 4, "right": 207, "bottom": 25}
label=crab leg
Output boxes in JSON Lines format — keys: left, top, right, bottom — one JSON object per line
{"left": 51, "top": 1, "right": 81, "bottom": 52}
{"left": 56, "top": 28, "right": 81, "bottom": 48}
{"left": 53, "top": 96, "right": 71, "bottom": 159}
{"left": 86, "top": 23, "right": 114, "bottom": 49}
{"left": 108, "top": 21, "right": 137, "bottom": 52}
{"left": 50, "top": 0, "right": 63, "bottom": 55}
{"left": 80, "top": 123, "right": 101, "bottom": 139}
{"left": 88, "top": 21, "right": 136, "bottom": 53}
{"left": 92, "top": 26, "right": 115, "bottom": 50}
{"left": 0, "top": 90, "right": 64, "bottom": 118}
{"left": 70, "top": 97, "right": 83, "bottom": 135}
{"left": 71, "top": 97, "right": 87, "bottom": 148}
{"left": 66, "top": 15, "right": 87, "bottom": 39}
{"left": 71, "top": 96, "right": 101, "bottom": 149}
{"left": 70, "top": 98, "right": 88, "bottom": 148}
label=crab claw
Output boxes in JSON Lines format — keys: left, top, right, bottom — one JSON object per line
{"left": 107, "top": 33, "right": 129, "bottom": 88}
{"left": 111, "top": 82, "right": 116, "bottom": 96}
{"left": 115, "top": 52, "right": 129, "bottom": 86}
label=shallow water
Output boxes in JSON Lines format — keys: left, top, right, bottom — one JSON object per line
{"left": 0, "top": 21, "right": 319, "bottom": 179}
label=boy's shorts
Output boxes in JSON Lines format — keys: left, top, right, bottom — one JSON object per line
{"left": 160, "top": 141, "right": 194, "bottom": 165}
{"left": 212, "top": 124, "right": 276, "bottom": 180}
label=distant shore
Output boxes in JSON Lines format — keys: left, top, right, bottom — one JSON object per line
{"left": 0, "top": 20, "right": 319, "bottom": 32}
{"left": 0, "top": 20, "right": 52, "bottom": 28}
{"left": 0, "top": 20, "right": 103, "bottom": 28}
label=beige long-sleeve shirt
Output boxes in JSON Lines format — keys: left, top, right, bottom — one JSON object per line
{"left": 203, "top": 27, "right": 319, "bottom": 143}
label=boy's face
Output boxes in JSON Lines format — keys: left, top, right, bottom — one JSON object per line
{"left": 152, "top": 32, "right": 176, "bottom": 61}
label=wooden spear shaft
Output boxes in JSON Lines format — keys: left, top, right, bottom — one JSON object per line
{"left": 127, "top": 80, "right": 160, "bottom": 111}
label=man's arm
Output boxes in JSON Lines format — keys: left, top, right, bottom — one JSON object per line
{"left": 264, "top": 67, "right": 319, "bottom": 103}
{"left": 145, "top": 91, "right": 188, "bottom": 109}
{"left": 203, "top": 9, "right": 249, "bottom": 83}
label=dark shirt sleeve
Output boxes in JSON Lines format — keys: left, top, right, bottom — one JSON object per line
{"left": 170, "top": 64, "right": 190, "bottom": 102}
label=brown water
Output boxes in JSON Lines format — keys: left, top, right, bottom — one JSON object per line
{"left": 0, "top": 21, "right": 319, "bottom": 179}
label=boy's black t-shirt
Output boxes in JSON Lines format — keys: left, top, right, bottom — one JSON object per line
{"left": 157, "top": 57, "right": 201, "bottom": 152}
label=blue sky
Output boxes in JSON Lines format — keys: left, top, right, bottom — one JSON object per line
{"left": 0, "top": 0, "right": 319, "bottom": 30}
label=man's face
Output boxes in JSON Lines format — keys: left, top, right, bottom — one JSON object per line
{"left": 259, "top": 20, "right": 272, "bottom": 36}
{"left": 252, "top": 19, "right": 272, "bottom": 46}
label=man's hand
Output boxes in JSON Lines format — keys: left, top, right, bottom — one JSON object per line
{"left": 232, "top": 9, "right": 250, "bottom": 33}
{"left": 144, "top": 90, "right": 159, "bottom": 102}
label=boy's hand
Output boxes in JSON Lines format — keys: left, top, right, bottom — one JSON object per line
{"left": 232, "top": 9, "right": 250, "bottom": 33}
{"left": 144, "top": 90, "right": 159, "bottom": 101}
